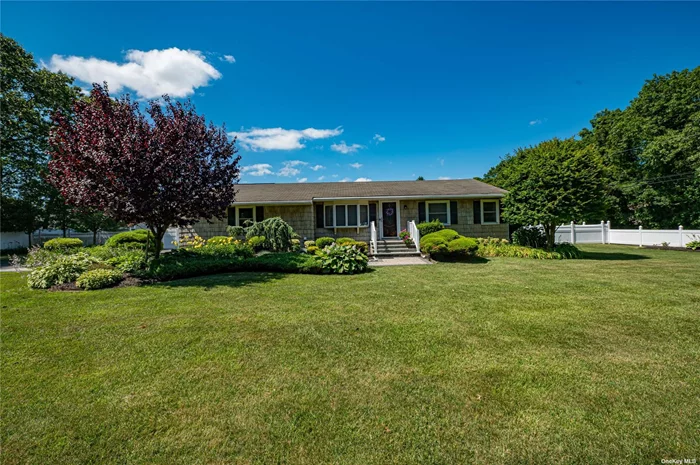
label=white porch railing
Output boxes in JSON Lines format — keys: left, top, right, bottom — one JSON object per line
{"left": 370, "top": 221, "right": 378, "bottom": 255}
{"left": 407, "top": 220, "right": 421, "bottom": 253}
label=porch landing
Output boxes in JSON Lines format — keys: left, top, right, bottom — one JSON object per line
{"left": 369, "top": 256, "right": 433, "bottom": 266}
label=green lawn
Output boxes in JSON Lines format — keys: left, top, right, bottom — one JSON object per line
{"left": 1, "top": 244, "right": 698, "bottom": 464}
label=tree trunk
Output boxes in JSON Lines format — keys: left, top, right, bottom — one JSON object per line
{"left": 27, "top": 231, "right": 32, "bottom": 248}
{"left": 92, "top": 229, "right": 98, "bottom": 245}
{"left": 148, "top": 224, "right": 166, "bottom": 259}
{"left": 62, "top": 228, "right": 67, "bottom": 238}
{"left": 544, "top": 223, "right": 555, "bottom": 249}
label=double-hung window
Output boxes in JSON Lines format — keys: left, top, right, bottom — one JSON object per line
{"left": 324, "top": 204, "right": 369, "bottom": 228}
{"left": 481, "top": 200, "right": 499, "bottom": 224}
{"left": 426, "top": 201, "right": 450, "bottom": 224}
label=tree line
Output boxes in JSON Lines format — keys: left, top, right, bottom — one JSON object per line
{"left": 482, "top": 66, "right": 699, "bottom": 246}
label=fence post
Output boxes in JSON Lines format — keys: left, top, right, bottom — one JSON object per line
{"left": 570, "top": 221, "right": 575, "bottom": 244}
{"left": 601, "top": 221, "right": 605, "bottom": 244}
{"left": 639, "top": 225, "right": 643, "bottom": 247}
{"left": 679, "top": 225, "right": 683, "bottom": 247}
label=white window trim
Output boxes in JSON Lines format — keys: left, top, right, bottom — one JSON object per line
{"left": 480, "top": 200, "right": 500, "bottom": 225}
{"left": 234, "top": 206, "right": 257, "bottom": 226}
{"left": 426, "top": 201, "right": 451, "bottom": 225}
{"left": 323, "top": 201, "right": 370, "bottom": 229}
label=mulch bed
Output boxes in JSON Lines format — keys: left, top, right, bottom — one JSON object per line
{"left": 48, "top": 275, "right": 148, "bottom": 292}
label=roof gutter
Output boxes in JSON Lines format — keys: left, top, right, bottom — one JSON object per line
{"left": 231, "top": 200, "right": 314, "bottom": 206}
{"left": 312, "top": 193, "right": 505, "bottom": 201}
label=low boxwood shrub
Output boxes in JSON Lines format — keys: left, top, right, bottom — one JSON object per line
{"left": 511, "top": 226, "right": 547, "bottom": 248}
{"left": 317, "top": 244, "right": 368, "bottom": 274}
{"left": 76, "top": 269, "right": 124, "bottom": 290}
{"left": 245, "top": 217, "right": 296, "bottom": 251}
{"left": 446, "top": 237, "right": 478, "bottom": 257}
{"left": 43, "top": 237, "right": 83, "bottom": 251}
{"left": 315, "top": 237, "right": 335, "bottom": 249}
{"left": 419, "top": 229, "right": 461, "bottom": 254}
{"left": 335, "top": 238, "right": 369, "bottom": 253}
{"left": 27, "top": 253, "right": 99, "bottom": 289}
{"left": 417, "top": 219, "right": 444, "bottom": 236}
{"left": 106, "top": 230, "right": 155, "bottom": 250}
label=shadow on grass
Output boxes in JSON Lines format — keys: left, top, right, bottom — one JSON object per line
{"left": 149, "top": 271, "right": 290, "bottom": 290}
{"left": 434, "top": 256, "right": 490, "bottom": 264}
{"left": 579, "top": 251, "right": 649, "bottom": 261}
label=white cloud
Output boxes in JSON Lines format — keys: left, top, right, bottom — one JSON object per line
{"left": 317, "top": 176, "right": 326, "bottom": 181}
{"left": 339, "top": 177, "right": 351, "bottom": 182}
{"left": 230, "top": 127, "right": 342, "bottom": 151}
{"left": 349, "top": 162, "right": 363, "bottom": 169}
{"left": 49, "top": 48, "right": 222, "bottom": 99}
{"left": 297, "top": 177, "right": 308, "bottom": 183}
{"left": 438, "top": 176, "right": 451, "bottom": 180}
{"left": 354, "top": 177, "right": 372, "bottom": 182}
{"left": 241, "top": 163, "right": 273, "bottom": 176}
{"left": 278, "top": 160, "right": 307, "bottom": 177}
{"left": 332, "top": 174, "right": 339, "bottom": 178}
{"left": 373, "top": 134, "right": 386, "bottom": 143}
{"left": 529, "top": 119, "right": 543, "bottom": 126}
{"left": 221, "top": 55, "right": 236, "bottom": 63}
{"left": 331, "top": 141, "right": 365, "bottom": 154}
{"left": 310, "top": 164, "right": 325, "bottom": 171}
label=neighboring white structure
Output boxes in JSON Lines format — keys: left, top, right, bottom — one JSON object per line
{"left": 1, "top": 226, "right": 180, "bottom": 250}
{"left": 555, "top": 221, "right": 699, "bottom": 248}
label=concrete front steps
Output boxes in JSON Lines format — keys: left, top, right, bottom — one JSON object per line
{"left": 373, "top": 239, "right": 421, "bottom": 257}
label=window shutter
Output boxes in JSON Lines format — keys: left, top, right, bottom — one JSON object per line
{"left": 256, "top": 206, "right": 264, "bottom": 222}
{"left": 473, "top": 200, "right": 481, "bottom": 224}
{"left": 227, "top": 207, "right": 236, "bottom": 226}
{"left": 369, "top": 203, "right": 377, "bottom": 224}
{"left": 450, "top": 201, "right": 458, "bottom": 224}
{"left": 499, "top": 200, "right": 504, "bottom": 223}
{"left": 316, "top": 204, "right": 324, "bottom": 228}
{"left": 418, "top": 202, "right": 426, "bottom": 223}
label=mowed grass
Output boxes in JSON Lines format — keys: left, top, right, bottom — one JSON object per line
{"left": 1, "top": 245, "right": 698, "bottom": 464}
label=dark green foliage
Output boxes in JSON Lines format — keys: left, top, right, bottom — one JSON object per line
{"left": 105, "top": 230, "right": 154, "bottom": 249}
{"left": 244, "top": 253, "right": 323, "bottom": 274}
{"left": 172, "top": 242, "right": 255, "bottom": 260}
{"left": 75, "top": 269, "right": 123, "bottom": 290}
{"left": 226, "top": 225, "right": 244, "bottom": 238}
{"left": 416, "top": 219, "right": 444, "bottom": 236}
{"left": 554, "top": 243, "right": 582, "bottom": 259}
{"left": 483, "top": 138, "right": 605, "bottom": 248}
{"left": 335, "top": 238, "right": 369, "bottom": 253}
{"left": 475, "top": 238, "right": 581, "bottom": 259}
{"left": 511, "top": 226, "right": 547, "bottom": 248}
{"left": 315, "top": 237, "right": 335, "bottom": 249}
{"left": 43, "top": 238, "right": 83, "bottom": 251}
{"left": 245, "top": 217, "right": 295, "bottom": 251}
{"left": 420, "top": 230, "right": 477, "bottom": 260}
{"left": 317, "top": 244, "right": 369, "bottom": 274}
{"left": 446, "top": 237, "right": 479, "bottom": 256}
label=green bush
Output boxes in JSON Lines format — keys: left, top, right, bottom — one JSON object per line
{"left": 304, "top": 240, "right": 316, "bottom": 249}
{"left": 86, "top": 246, "right": 148, "bottom": 274}
{"left": 512, "top": 226, "right": 547, "bottom": 248}
{"left": 244, "top": 253, "right": 323, "bottom": 274}
{"left": 475, "top": 240, "right": 581, "bottom": 260}
{"left": 247, "top": 236, "right": 266, "bottom": 252}
{"left": 335, "top": 238, "right": 369, "bottom": 253}
{"left": 306, "top": 245, "right": 320, "bottom": 255}
{"left": 317, "top": 244, "right": 368, "bottom": 274}
{"left": 106, "top": 230, "right": 155, "bottom": 250}
{"left": 417, "top": 219, "right": 444, "bottom": 236}
{"left": 446, "top": 237, "right": 479, "bottom": 257}
{"left": 24, "top": 246, "right": 63, "bottom": 268}
{"left": 76, "top": 269, "right": 124, "bottom": 290}
{"left": 315, "top": 237, "right": 335, "bottom": 249}
{"left": 27, "top": 253, "right": 99, "bottom": 289}
{"left": 172, "top": 241, "right": 255, "bottom": 260}
{"left": 291, "top": 238, "right": 302, "bottom": 252}
{"left": 419, "top": 229, "right": 460, "bottom": 254}
{"left": 686, "top": 240, "right": 700, "bottom": 251}
{"left": 245, "top": 217, "right": 296, "bottom": 251}
{"left": 226, "top": 225, "right": 245, "bottom": 238}
{"left": 43, "top": 238, "right": 83, "bottom": 251}
{"left": 208, "top": 236, "right": 233, "bottom": 245}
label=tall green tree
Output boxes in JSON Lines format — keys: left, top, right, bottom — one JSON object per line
{"left": 71, "top": 209, "right": 122, "bottom": 245}
{"left": 0, "top": 35, "right": 80, "bottom": 241}
{"left": 484, "top": 138, "right": 605, "bottom": 248}
{"left": 579, "top": 66, "right": 700, "bottom": 228}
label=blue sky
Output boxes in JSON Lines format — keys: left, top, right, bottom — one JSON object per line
{"left": 4, "top": 2, "right": 699, "bottom": 183}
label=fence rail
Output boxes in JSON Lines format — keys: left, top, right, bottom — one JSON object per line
{"left": 555, "top": 221, "right": 699, "bottom": 248}
{"left": 407, "top": 220, "right": 421, "bottom": 254}
{"left": 2, "top": 226, "right": 179, "bottom": 251}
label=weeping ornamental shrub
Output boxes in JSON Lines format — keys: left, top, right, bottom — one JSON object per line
{"left": 245, "top": 217, "right": 296, "bottom": 251}
{"left": 512, "top": 226, "right": 547, "bottom": 249}
{"left": 43, "top": 238, "right": 84, "bottom": 251}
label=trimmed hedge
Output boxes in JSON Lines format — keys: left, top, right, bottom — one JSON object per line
{"left": 105, "top": 230, "right": 155, "bottom": 249}
{"left": 315, "top": 237, "right": 334, "bottom": 249}
{"left": 420, "top": 229, "right": 477, "bottom": 260}
{"left": 416, "top": 220, "right": 444, "bottom": 236}
{"left": 43, "top": 238, "right": 83, "bottom": 251}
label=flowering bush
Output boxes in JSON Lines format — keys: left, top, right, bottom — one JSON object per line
{"left": 179, "top": 234, "right": 206, "bottom": 249}
{"left": 399, "top": 229, "right": 414, "bottom": 246}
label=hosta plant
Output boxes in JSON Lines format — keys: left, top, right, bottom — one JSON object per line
{"left": 76, "top": 269, "right": 124, "bottom": 290}
{"left": 317, "top": 244, "right": 368, "bottom": 274}
{"left": 27, "top": 253, "right": 100, "bottom": 289}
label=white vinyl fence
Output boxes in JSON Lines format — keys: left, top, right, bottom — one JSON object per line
{"left": 555, "top": 221, "right": 699, "bottom": 248}
{"left": 2, "top": 226, "right": 180, "bottom": 251}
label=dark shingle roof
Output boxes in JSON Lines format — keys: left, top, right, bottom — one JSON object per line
{"left": 234, "top": 178, "right": 506, "bottom": 204}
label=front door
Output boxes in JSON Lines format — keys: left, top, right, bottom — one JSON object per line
{"left": 382, "top": 202, "right": 398, "bottom": 237}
